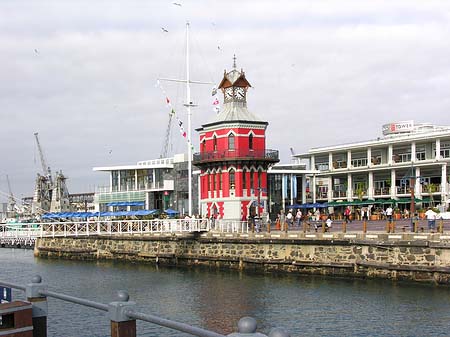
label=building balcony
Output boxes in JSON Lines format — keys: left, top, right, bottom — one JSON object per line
{"left": 316, "top": 191, "right": 328, "bottom": 199}
{"left": 374, "top": 187, "right": 390, "bottom": 196}
{"left": 422, "top": 185, "right": 441, "bottom": 194}
{"left": 193, "top": 149, "right": 279, "bottom": 165}
{"left": 333, "top": 190, "right": 347, "bottom": 198}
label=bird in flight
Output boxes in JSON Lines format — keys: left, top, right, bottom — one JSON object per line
{"left": 34, "top": 49, "right": 39, "bottom": 54}
{"left": 161, "top": 27, "right": 169, "bottom": 33}
{"left": 173, "top": 2, "right": 182, "bottom": 6}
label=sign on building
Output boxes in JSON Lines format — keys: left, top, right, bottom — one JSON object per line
{"left": 382, "top": 120, "right": 415, "bottom": 135}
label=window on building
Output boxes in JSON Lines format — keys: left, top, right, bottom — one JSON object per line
{"left": 208, "top": 174, "right": 213, "bottom": 191}
{"left": 229, "top": 169, "right": 235, "bottom": 189}
{"left": 416, "top": 151, "right": 426, "bottom": 161}
{"left": 212, "top": 172, "right": 216, "bottom": 190}
{"left": 416, "top": 146, "right": 426, "bottom": 161}
{"left": 218, "top": 171, "right": 222, "bottom": 190}
{"left": 250, "top": 171, "right": 254, "bottom": 191}
{"left": 242, "top": 169, "right": 247, "bottom": 189}
{"left": 258, "top": 169, "right": 262, "bottom": 188}
{"left": 228, "top": 133, "right": 235, "bottom": 150}
{"left": 213, "top": 136, "right": 217, "bottom": 151}
{"left": 317, "top": 186, "right": 328, "bottom": 199}
{"left": 351, "top": 158, "right": 368, "bottom": 167}
{"left": 249, "top": 134, "right": 253, "bottom": 150}
{"left": 440, "top": 142, "right": 450, "bottom": 158}
{"left": 112, "top": 171, "right": 119, "bottom": 192}
{"left": 202, "top": 139, "right": 206, "bottom": 153}
{"left": 393, "top": 151, "right": 411, "bottom": 162}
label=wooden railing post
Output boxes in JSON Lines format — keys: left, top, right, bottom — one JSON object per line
{"left": 109, "top": 291, "right": 136, "bottom": 337}
{"left": 25, "top": 275, "right": 48, "bottom": 337}
{"left": 363, "top": 220, "right": 367, "bottom": 234}
{"left": 343, "top": 220, "right": 347, "bottom": 233}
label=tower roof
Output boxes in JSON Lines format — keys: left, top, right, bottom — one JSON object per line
{"left": 208, "top": 101, "right": 267, "bottom": 125}
{"left": 201, "top": 56, "right": 267, "bottom": 128}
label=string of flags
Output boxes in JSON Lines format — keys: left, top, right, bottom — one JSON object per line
{"left": 156, "top": 80, "right": 194, "bottom": 151}
{"left": 156, "top": 80, "right": 222, "bottom": 151}
{"left": 212, "top": 86, "right": 220, "bottom": 114}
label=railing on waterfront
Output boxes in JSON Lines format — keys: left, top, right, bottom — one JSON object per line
{"left": 0, "top": 276, "right": 289, "bottom": 337}
{"left": 2, "top": 217, "right": 450, "bottom": 241}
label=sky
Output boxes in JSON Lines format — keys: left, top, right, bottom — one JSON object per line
{"left": 1, "top": 0, "right": 450, "bottom": 202}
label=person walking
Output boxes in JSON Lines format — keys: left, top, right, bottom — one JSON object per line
{"left": 361, "top": 206, "right": 369, "bottom": 221}
{"left": 286, "top": 210, "right": 293, "bottom": 229}
{"left": 425, "top": 207, "right": 437, "bottom": 232}
{"left": 279, "top": 210, "right": 286, "bottom": 231}
{"left": 344, "top": 206, "right": 352, "bottom": 223}
{"left": 385, "top": 206, "right": 393, "bottom": 222}
{"left": 295, "top": 209, "right": 302, "bottom": 226}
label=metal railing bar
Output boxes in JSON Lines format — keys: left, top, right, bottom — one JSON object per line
{"left": 125, "top": 309, "right": 226, "bottom": 337}
{"left": 40, "top": 290, "right": 109, "bottom": 311}
{"left": 0, "top": 281, "right": 26, "bottom": 291}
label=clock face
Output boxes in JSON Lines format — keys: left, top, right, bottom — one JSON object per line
{"left": 224, "top": 87, "right": 233, "bottom": 100}
{"left": 234, "top": 87, "right": 245, "bottom": 99}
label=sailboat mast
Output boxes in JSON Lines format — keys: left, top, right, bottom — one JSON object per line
{"left": 186, "top": 22, "right": 193, "bottom": 217}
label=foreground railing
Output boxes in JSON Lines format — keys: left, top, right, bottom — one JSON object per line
{"left": 0, "top": 276, "right": 290, "bottom": 337}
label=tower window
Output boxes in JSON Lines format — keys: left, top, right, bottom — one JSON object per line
{"left": 228, "top": 133, "right": 235, "bottom": 150}
{"left": 229, "top": 169, "right": 235, "bottom": 189}
{"left": 258, "top": 169, "right": 262, "bottom": 188}
{"left": 249, "top": 134, "right": 253, "bottom": 150}
{"left": 243, "top": 169, "right": 247, "bottom": 190}
{"left": 202, "top": 139, "right": 206, "bottom": 153}
{"left": 213, "top": 135, "right": 217, "bottom": 151}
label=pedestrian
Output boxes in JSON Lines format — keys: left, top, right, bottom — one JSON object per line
{"left": 295, "top": 209, "right": 302, "bottom": 226}
{"left": 326, "top": 217, "right": 333, "bottom": 231}
{"left": 314, "top": 209, "right": 320, "bottom": 221}
{"left": 344, "top": 206, "right": 352, "bottom": 223}
{"left": 425, "top": 207, "right": 437, "bottom": 232}
{"left": 403, "top": 208, "right": 409, "bottom": 219}
{"left": 279, "top": 210, "right": 286, "bottom": 231}
{"left": 361, "top": 206, "right": 368, "bottom": 221}
{"left": 286, "top": 210, "right": 293, "bottom": 227}
{"left": 386, "top": 206, "right": 393, "bottom": 222}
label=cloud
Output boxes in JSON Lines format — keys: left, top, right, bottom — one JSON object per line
{"left": 1, "top": 0, "right": 450, "bottom": 201}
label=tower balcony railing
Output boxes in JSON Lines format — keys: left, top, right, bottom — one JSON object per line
{"left": 193, "top": 149, "right": 279, "bottom": 164}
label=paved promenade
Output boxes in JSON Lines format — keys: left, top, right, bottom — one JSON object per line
{"left": 266, "top": 218, "right": 450, "bottom": 234}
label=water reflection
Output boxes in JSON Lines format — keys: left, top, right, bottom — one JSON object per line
{"left": 1, "top": 249, "right": 450, "bottom": 336}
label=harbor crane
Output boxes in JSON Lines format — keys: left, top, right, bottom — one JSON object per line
{"left": 6, "top": 174, "right": 16, "bottom": 216}
{"left": 32, "top": 132, "right": 53, "bottom": 213}
{"left": 34, "top": 132, "right": 51, "bottom": 179}
{"left": 32, "top": 132, "right": 71, "bottom": 214}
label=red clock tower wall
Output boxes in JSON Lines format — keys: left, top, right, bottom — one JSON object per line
{"left": 193, "top": 60, "right": 279, "bottom": 220}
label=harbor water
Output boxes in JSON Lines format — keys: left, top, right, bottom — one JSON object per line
{"left": 1, "top": 248, "right": 450, "bottom": 336}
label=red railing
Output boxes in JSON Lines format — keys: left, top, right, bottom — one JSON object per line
{"left": 193, "top": 149, "right": 279, "bottom": 163}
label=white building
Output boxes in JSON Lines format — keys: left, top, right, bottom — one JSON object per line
{"left": 296, "top": 121, "right": 450, "bottom": 209}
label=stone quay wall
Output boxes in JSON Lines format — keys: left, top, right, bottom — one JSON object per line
{"left": 34, "top": 232, "right": 450, "bottom": 285}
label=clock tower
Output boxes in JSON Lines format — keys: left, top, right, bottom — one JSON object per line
{"left": 193, "top": 57, "right": 279, "bottom": 220}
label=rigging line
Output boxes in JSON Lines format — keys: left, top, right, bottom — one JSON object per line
{"left": 190, "top": 28, "right": 217, "bottom": 85}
